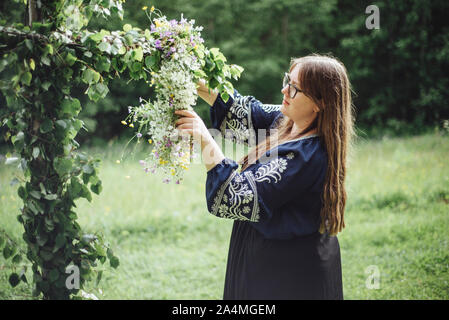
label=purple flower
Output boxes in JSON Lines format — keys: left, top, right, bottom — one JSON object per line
{"left": 144, "top": 168, "right": 149, "bottom": 173}
{"left": 169, "top": 19, "right": 177, "bottom": 26}
{"left": 170, "top": 47, "right": 176, "bottom": 53}
{"left": 139, "top": 160, "right": 146, "bottom": 166}
{"left": 150, "top": 24, "right": 156, "bottom": 32}
{"left": 154, "top": 152, "right": 159, "bottom": 158}
{"left": 163, "top": 178, "right": 171, "bottom": 184}
{"left": 175, "top": 180, "right": 180, "bottom": 184}
{"left": 155, "top": 39, "right": 162, "bottom": 49}
{"left": 137, "top": 133, "right": 142, "bottom": 138}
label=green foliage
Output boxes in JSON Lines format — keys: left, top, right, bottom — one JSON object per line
{"left": 0, "top": 0, "right": 241, "bottom": 299}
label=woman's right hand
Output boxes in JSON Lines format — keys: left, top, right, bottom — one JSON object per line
{"left": 196, "top": 79, "right": 218, "bottom": 106}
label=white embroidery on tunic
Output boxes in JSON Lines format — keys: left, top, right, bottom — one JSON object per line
{"left": 260, "top": 104, "right": 281, "bottom": 113}
{"left": 210, "top": 152, "right": 296, "bottom": 222}
{"left": 218, "top": 93, "right": 280, "bottom": 146}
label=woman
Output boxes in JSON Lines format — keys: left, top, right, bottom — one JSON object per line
{"left": 174, "top": 54, "right": 354, "bottom": 300}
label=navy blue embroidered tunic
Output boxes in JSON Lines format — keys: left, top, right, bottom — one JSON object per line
{"left": 205, "top": 90, "right": 343, "bottom": 300}
{"left": 206, "top": 90, "right": 328, "bottom": 240}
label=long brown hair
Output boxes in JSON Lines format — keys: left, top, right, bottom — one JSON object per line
{"left": 239, "top": 54, "right": 355, "bottom": 236}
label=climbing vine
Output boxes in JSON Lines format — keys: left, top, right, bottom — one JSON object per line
{"left": 0, "top": 0, "right": 242, "bottom": 299}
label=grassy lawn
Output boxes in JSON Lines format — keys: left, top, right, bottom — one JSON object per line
{"left": 1, "top": 133, "right": 448, "bottom": 299}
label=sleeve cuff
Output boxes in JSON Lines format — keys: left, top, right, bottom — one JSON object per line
{"left": 209, "top": 90, "right": 236, "bottom": 130}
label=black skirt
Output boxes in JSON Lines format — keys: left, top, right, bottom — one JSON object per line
{"left": 223, "top": 221, "right": 343, "bottom": 300}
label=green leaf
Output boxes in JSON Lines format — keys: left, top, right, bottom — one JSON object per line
{"left": 55, "top": 233, "right": 65, "bottom": 250}
{"left": 118, "top": 45, "right": 126, "bottom": 55}
{"left": 90, "top": 182, "right": 102, "bottom": 195}
{"left": 21, "top": 72, "right": 32, "bottom": 86}
{"left": 96, "top": 270, "right": 103, "bottom": 286}
{"left": 81, "top": 185, "right": 92, "bottom": 202}
{"left": 55, "top": 119, "right": 67, "bottom": 129}
{"left": 95, "top": 56, "right": 110, "bottom": 73}
{"left": 110, "top": 256, "right": 120, "bottom": 269}
{"left": 65, "top": 52, "right": 77, "bottom": 66}
{"left": 82, "top": 164, "right": 94, "bottom": 174}
{"left": 40, "top": 119, "right": 53, "bottom": 133}
{"left": 0, "top": 236, "right": 4, "bottom": 249}
{"left": 41, "top": 81, "right": 51, "bottom": 91}
{"left": 89, "top": 33, "right": 104, "bottom": 42}
{"left": 36, "top": 233, "right": 48, "bottom": 246}
{"left": 29, "top": 190, "right": 41, "bottom": 199}
{"left": 221, "top": 92, "right": 230, "bottom": 103}
{"left": 98, "top": 41, "right": 111, "bottom": 53}
{"left": 60, "top": 98, "right": 82, "bottom": 117}
{"left": 82, "top": 68, "right": 100, "bottom": 85}
{"left": 95, "top": 83, "right": 109, "bottom": 98}
{"left": 145, "top": 52, "right": 160, "bottom": 70}
{"left": 44, "top": 44, "right": 54, "bottom": 55}
{"left": 11, "top": 131, "right": 24, "bottom": 151}
{"left": 24, "top": 39, "right": 33, "bottom": 51}
{"left": 32, "top": 147, "right": 40, "bottom": 159}
{"left": 41, "top": 56, "right": 51, "bottom": 66}
{"left": 3, "top": 245, "right": 13, "bottom": 259}
{"left": 9, "top": 273, "right": 20, "bottom": 287}
{"left": 12, "top": 254, "right": 22, "bottom": 264}
{"left": 133, "top": 47, "right": 143, "bottom": 62}
{"left": 53, "top": 157, "right": 73, "bottom": 177}
{"left": 44, "top": 217, "right": 55, "bottom": 232}
{"left": 131, "top": 61, "right": 142, "bottom": 73}
{"left": 123, "top": 24, "right": 132, "bottom": 32}
{"left": 44, "top": 194, "right": 58, "bottom": 200}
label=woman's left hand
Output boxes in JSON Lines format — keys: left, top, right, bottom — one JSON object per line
{"left": 174, "top": 109, "right": 225, "bottom": 171}
{"left": 174, "top": 109, "right": 211, "bottom": 143}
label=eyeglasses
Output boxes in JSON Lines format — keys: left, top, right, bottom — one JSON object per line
{"left": 282, "top": 73, "right": 303, "bottom": 99}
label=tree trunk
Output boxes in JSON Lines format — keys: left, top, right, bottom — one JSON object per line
{"left": 27, "top": 0, "right": 39, "bottom": 26}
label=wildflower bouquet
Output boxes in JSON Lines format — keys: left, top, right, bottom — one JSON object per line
{"left": 124, "top": 6, "right": 243, "bottom": 184}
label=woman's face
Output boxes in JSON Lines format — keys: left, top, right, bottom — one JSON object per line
{"left": 280, "top": 64, "right": 320, "bottom": 127}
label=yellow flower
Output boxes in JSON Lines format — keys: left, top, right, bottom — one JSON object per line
{"left": 121, "top": 120, "right": 127, "bottom": 125}
{"left": 171, "top": 169, "right": 176, "bottom": 176}
{"left": 129, "top": 123, "right": 134, "bottom": 128}
{"left": 142, "top": 6, "right": 148, "bottom": 10}
{"left": 155, "top": 20, "right": 162, "bottom": 28}
{"left": 148, "top": 139, "right": 153, "bottom": 144}
{"left": 150, "top": 6, "right": 155, "bottom": 12}
{"left": 116, "top": 160, "right": 120, "bottom": 164}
